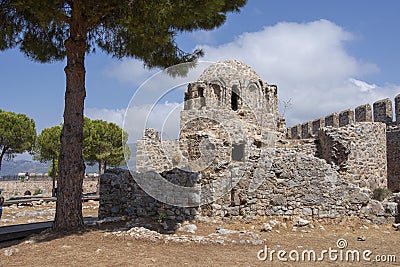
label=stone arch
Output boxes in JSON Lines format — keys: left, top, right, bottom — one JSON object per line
{"left": 247, "top": 82, "right": 261, "bottom": 109}
{"left": 231, "top": 85, "right": 240, "bottom": 111}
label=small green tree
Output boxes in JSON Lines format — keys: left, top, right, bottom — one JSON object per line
{"left": 34, "top": 125, "right": 62, "bottom": 196}
{"left": 83, "top": 118, "right": 129, "bottom": 175}
{"left": 0, "top": 109, "right": 36, "bottom": 171}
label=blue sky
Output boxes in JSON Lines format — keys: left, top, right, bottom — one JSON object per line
{"left": 1, "top": 0, "right": 400, "bottom": 148}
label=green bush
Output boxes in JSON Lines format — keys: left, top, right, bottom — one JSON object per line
{"left": 372, "top": 188, "right": 392, "bottom": 201}
{"left": 157, "top": 211, "right": 166, "bottom": 223}
{"left": 33, "top": 188, "right": 43, "bottom": 196}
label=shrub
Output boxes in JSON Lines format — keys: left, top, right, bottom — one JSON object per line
{"left": 33, "top": 188, "right": 43, "bottom": 196}
{"left": 157, "top": 211, "right": 166, "bottom": 223}
{"left": 372, "top": 188, "right": 392, "bottom": 201}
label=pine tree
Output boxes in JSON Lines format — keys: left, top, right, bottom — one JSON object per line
{"left": 0, "top": 0, "right": 247, "bottom": 231}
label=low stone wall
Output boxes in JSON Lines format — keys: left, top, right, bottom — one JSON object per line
{"left": 99, "top": 168, "right": 197, "bottom": 221}
{"left": 99, "top": 164, "right": 398, "bottom": 224}
{"left": 0, "top": 179, "right": 98, "bottom": 199}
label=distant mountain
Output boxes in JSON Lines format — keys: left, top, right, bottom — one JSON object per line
{"left": 0, "top": 159, "right": 49, "bottom": 176}
{"left": 0, "top": 143, "right": 136, "bottom": 176}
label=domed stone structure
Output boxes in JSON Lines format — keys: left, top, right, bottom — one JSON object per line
{"left": 184, "top": 60, "right": 279, "bottom": 120}
{"left": 198, "top": 60, "right": 262, "bottom": 88}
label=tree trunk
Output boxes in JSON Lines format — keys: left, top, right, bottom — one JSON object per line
{"left": 98, "top": 159, "right": 103, "bottom": 176}
{"left": 0, "top": 148, "right": 7, "bottom": 171}
{"left": 51, "top": 157, "right": 56, "bottom": 197}
{"left": 96, "top": 159, "right": 102, "bottom": 195}
{"left": 53, "top": 14, "right": 87, "bottom": 231}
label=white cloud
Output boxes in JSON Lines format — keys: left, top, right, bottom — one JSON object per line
{"left": 85, "top": 108, "right": 126, "bottom": 127}
{"left": 349, "top": 78, "right": 377, "bottom": 92}
{"left": 124, "top": 101, "right": 183, "bottom": 142}
{"left": 104, "top": 59, "right": 157, "bottom": 85}
{"left": 86, "top": 102, "right": 183, "bottom": 143}
{"left": 104, "top": 59, "right": 214, "bottom": 98}
{"left": 196, "top": 19, "right": 399, "bottom": 125}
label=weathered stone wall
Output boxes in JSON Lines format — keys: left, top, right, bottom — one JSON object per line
{"left": 99, "top": 168, "right": 198, "bottom": 221}
{"left": 276, "top": 139, "right": 317, "bottom": 156}
{"left": 286, "top": 96, "right": 398, "bottom": 138}
{"left": 387, "top": 125, "right": 400, "bottom": 192}
{"left": 135, "top": 129, "right": 176, "bottom": 173}
{"left": 317, "top": 123, "right": 387, "bottom": 190}
{"left": 137, "top": 108, "right": 277, "bottom": 174}
{"left": 0, "top": 179, "right": 98, "bottom": 199}
{"left": 287, "top": 95, "right": 400, "bottom": 192}
{"left": 99, "top": 164, "right": 398, "bottom": 224}
{"left": 386, "top": 94, "right": 400, "bottom": 192}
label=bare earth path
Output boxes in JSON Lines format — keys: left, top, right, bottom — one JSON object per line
{"left": 1, "top": 205, "right": 399, "bottom": 267}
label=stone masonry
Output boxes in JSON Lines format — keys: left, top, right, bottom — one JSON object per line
{"left": 0, "top": 179, "right": 98, "bottom": 199}
{"left": 288, "top": 95, "right": 400, "bottom": 193}
{"left": 100, "top": 60, "right": 399, "bottom": 224}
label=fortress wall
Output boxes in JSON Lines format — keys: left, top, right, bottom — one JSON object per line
{"left": 286, "top": 95, "right": 400, "bottom": 192}
{"left": 395, "top": 94, "right": 400, "bottom": 124}
{"left": 99, "top": 165, "right": 398, "bottom": 224}
{"left": 301, "top": 122, "right": 312, "bottom": 139}
{"left": 0, "top": 179, "right": 98, "bottom": 199}
{"left": 276, "top": 139, "right": 317, "bottom": 156}
{"left": 339, "top": 109, "right": 355, "bottom": 127}
{"left": 387, "top": 126, "right": 400, "bottom": 192}
{"left": 288, "top": 124, "right": 300, "bottom": 139}
{"left": 312, "top": 118, "right": 324, "bottom": 135}
{"left": 317, "top": 123, "right": 387, "bottom": 190}
{"left": 325, "top": 113, "right": 339, "bottom": 128}
{"left": 371, "top": 96, "right": 400, "bottom": 192}
{"left": 387, "top": 95, "right": 400, "bottom": 192}
{"left": 286, "top": 95, "right": 399, "bottom": 139}
{"left": 99, "top": 168, "right": 198, "bottom": 221}
{"left": 355, "top": 104, "right": 373, "bottom": 122}
{"left": 373, "top": 98, "right": 393, "bottom": 123}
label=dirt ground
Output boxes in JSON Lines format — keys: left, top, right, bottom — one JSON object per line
{"left": 0, "top": 200, "right": 99, "bottom": 226}
{"left": 0, "top": 203, "right": 399, "bottom": 267}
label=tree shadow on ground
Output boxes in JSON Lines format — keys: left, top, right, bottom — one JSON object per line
{"left": 0, "top": 216, "right": 98, "bottom": 249}
{"left": 0, "top": 213, "right": 197, "bottom": 250}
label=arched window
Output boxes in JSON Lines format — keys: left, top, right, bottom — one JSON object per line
{"left": 198, "top": 87, "right": 205, "bottom": 108}
{"left": 231, "top": 85, "right": 239, "bottom": 111}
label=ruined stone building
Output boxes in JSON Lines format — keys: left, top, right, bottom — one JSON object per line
{"left": 100, "top": 60, "right": 400, "bottom": 224}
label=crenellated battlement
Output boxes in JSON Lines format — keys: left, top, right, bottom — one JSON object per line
{"left": 284, "top": 94, "right": 400, "bottom": 192}
{"left": 287, "top": 95, "right": 400, "bottom": 139}
{"left": 355, "top": 104, "right": 372, "bottom": 122}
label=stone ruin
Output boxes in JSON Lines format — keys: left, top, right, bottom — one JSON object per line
{"left": 99, "top": 60, "right": 400, "bottom": 225}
